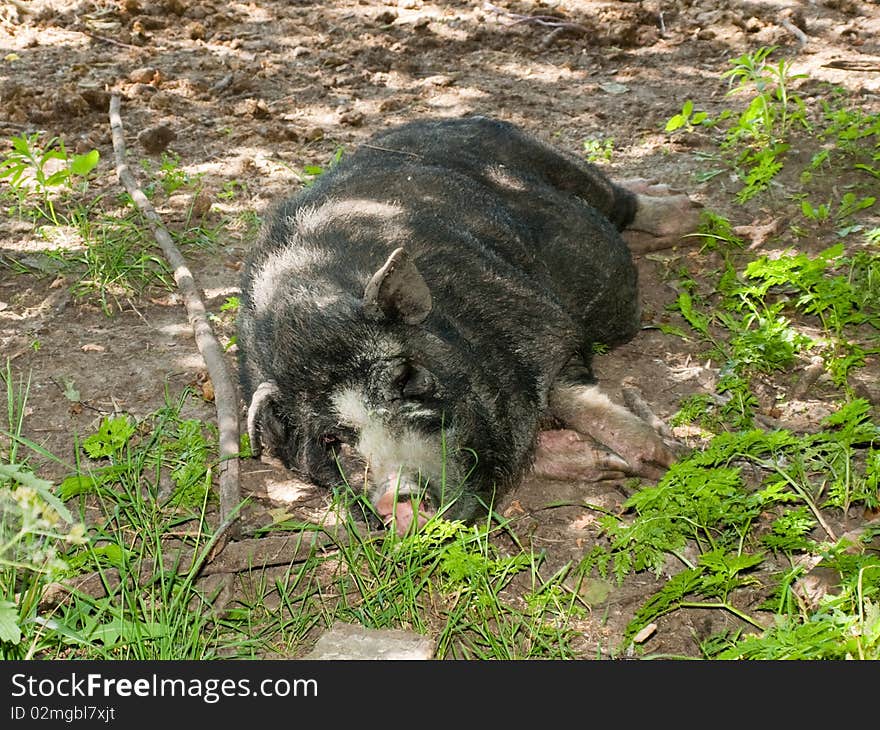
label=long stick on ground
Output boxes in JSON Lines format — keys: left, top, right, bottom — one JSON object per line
{"left": 108, "top": 94, "right": 241, "bottom": 543}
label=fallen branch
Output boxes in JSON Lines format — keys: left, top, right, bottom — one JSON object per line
{"left": 108, "top": 94, "right": 241, "bottom": 545}
{"left": 484, "top": 1, "right": 588, "bottom": 34}
{"left": 823, "top": 58, "right": 880, "bottom": 72}
{"left": 78, "top": 28, "right": 143, "bottom": 50}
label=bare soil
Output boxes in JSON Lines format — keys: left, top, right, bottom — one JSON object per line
{"left": 1, "top": 0, "right": 879, "bottom": 659}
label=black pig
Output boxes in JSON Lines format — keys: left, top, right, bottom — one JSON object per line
{"left": 237, "top": 116, "right": 697, "bottom": 533}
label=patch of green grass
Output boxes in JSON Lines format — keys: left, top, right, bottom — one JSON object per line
{"left": 666, "top": 237, "right": 879, "bottom": 410}
{"left": 139, "top": 151, "right": 201, "bottom": 198}
{"left": 707, "top": 548, "right": 880, "bottom": 659}
{"left": 301, "top": 147, "right": 344, "bottom": 186}
{"left": 666, "top": 48, "right": 877, "bottom": 208}
{"left": 0, "top": 376, "right": 257, "bottom": 659}
{"left": 44, "top": 209, "right": 173, "bottom": 315}
{"left": 640, "top": 57, "right": 878, "bottom": 655}
{"left": 312, "top": 503, "right": 585, "bottom": 659}
{"left": 1, "top": 367, "right": 591, "bottom": 660}
{"left": 1, "top": 360, "right": 88, "bottom": 658}
{"left": 59, "top": 389, "right": 219, "bottom": 512}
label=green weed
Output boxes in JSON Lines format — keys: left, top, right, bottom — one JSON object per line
{"left": 665, "top": 47, "right": 811, "bottom": 202}
{"left": 301, "top": 147, "right": 344, "bottom": 186}
{"left": 46, "top": 210, "right": 173, "bottom": 315}
{"left": 322, "top": 505, "right": 583, "bottom": 659}
{"left": 583, "top": 403, "right": 880, "bottom": 654}
{"left": 140, "top": 151, "right": 201, "bottom": 198}
{"left": 0, "top": 133, "right": 100, "bottom": 226}
{"left": 582, "top": 135, "right": 614, "bottom": 164}
{"left": 0, "top": 362, "right": 88, "bottom": 658}
{"left": 665, "top": 99, "right": 714, "bottom": 134}
{"left": 0, "top": 377, "right": 257, "bottom": 659}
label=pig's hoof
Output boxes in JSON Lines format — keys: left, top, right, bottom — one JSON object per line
{"left": 607, "top": 430, "right": 678, "bottom": 482}
{"left": 532, "top": 428, "right": 679, "bottom": 483}
{"left": 532, "top": 429, "right": 630, "bottom": 482}
{"left": 618, "top": 177, "right": 703, "bottom": 250}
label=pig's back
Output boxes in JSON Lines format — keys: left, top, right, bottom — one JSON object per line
{"left": 289, "top": 125, "right": 641, "bottom": 355}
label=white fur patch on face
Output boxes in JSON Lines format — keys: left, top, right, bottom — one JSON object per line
{"left": 331, "top": 386, "right": 447, "bottom": 493}
{"left": 331, "top": 386, "right": 371, "bottom": 430}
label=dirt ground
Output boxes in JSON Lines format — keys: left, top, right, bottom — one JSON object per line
{"left": 1, "top": 0, "right": 879, "bottom": 659}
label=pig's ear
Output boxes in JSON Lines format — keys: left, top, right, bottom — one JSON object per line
{"left": 246, "top": 380, "right": 280, "bottom": 458}
{"left": 363, "top": 247, "right": 432, "bottom": 325}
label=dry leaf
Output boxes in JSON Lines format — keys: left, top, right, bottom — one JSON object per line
{"left": 200, "top": 377, "right": 215, "bottom": 402}
{"left": 503, "top": 499, "right": 526, "bottom": 517}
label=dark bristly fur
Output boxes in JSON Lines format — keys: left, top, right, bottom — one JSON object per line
{"left": 237, "top": 115, "right": 641, "bottom": 523}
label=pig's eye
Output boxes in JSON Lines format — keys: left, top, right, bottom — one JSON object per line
{"left": 319, "top": 433, "right": 342, "bottom": 449}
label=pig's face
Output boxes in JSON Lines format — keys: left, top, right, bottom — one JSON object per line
{"left": 255, "top": 345, "right": 476, "bottom": 533}
{"left": 245, "top": 247, "right": 486, "bottom": 533}
{"left": 326, "top": 354, "right": 453, "bottom": 528}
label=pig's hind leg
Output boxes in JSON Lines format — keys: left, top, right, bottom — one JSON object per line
{"left": 538, "top": 377, "right": 678, "bottom": 483}
{"left": 617, "top": 178, "right": 703, "bottom": 252}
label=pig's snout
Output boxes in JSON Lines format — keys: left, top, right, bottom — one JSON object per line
{"left": 373, "top": 475, "right": 434, "bottom": 536}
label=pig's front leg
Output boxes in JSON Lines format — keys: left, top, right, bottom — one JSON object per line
{"left": 540, "top": 382, "right": 676, "bottom": 482}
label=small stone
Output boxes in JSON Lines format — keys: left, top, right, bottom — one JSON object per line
{"left": 73, "top": 136, "right": 96, "bottom": 155}
{"left": 137, "top": 123, "right": 175, "bottom": 153}
{"left": 163, "top": 0, "right": 185, "bottom": 15}
{"left": 137, "top": 15, "right": 166, "bottom": 30}
{"left": 632, "top": 623, "right": 658, "bottom": 644}
{"left": 744, "top": 16, "right": 763, "bottom": 33}
{"left": 79, "top": 88, "right": 111, "bottom": 111}
{"left": 302, "top": 622, "right": 434, "bottom": 660}
{"left": 188, "top": 21, "right": 206, "bottom": 40}
{"left": 129, "top": 67, "right": 160, "bottom": 84}
{"left": 127, "top": 83, "right": 157, "bottom": 98}
{"left": 338, "top": 110, "right": 364, "bottom": 127}
{"left": 421, "top": 74, "right": 454, "bottom": 87}
{"left": 190, "top": 189, "right": 212, "bottom": 218}
{"left": 304, "top": 126, "right": 324, "bottom": 142}
{"left": 374, "top": 9, "right": 398, "bottom": 25}
{"left": 234, "top": 98, "right": 271, "bottom": 118}
{"left": 291, "top": 45, "right": 311, "bottom": 58}
{"left": 378, "top": 97, "right": 405, "bottom": 112}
